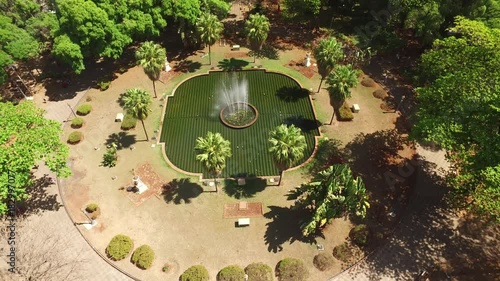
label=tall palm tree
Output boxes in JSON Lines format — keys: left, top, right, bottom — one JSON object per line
{"left": 268, "top": 124, "right": 306, "bottom": 186}
{"left": 195, "top": 132, "right": 232, "bottom": 192}
{"left": 122, "top": 88, "right": 152, "bottom": 141}
{"left": 244, "top": 13, "right": 270, "bottom": 63}
{"left": 313, "top": 37, "right": 344, "bottom": 93}
{"left": 326, "top": 64, "right": 359, "bottom": 124}
{"left": 135, "top": 41, "right": 166, "bottom": 98}
{"left": 196, "top": 13, "right": 223, "bottom": 65}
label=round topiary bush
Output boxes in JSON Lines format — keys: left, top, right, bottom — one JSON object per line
{"left": 85, "top": 203, "right": 98, "bottom": 213}
{"left": 372, "top": 89, "right": 388, "bottom": 99}
{"left": 131, "top": 245, "right": 155, "bottom": 269}
{"left": 361, "top": 77, "right": 376, "bottom": 87}
{"left": 67, "top": 131, "right": 83, "bottom": 144}
{"left": 313, "top": 253, "right": 335, "bottom": 271}
{"left": 276, "top": 258, "right": 308, "bottom": 281}
{"left": 217, "top": 265, "right": 245, "bottom": 281}
{"left": 349, "top": 224, "right": 370, "bottom": 247}
{"left": 180, "top": 265, "right": 209, "bottom": 281}
{"left": 76, "top": 103, "right": 92, "bottom": 116}
{"left": 245, "top": 262, "right": 273, "bottom": 281}
{"left": 106, "top": 235, "right": 133, "bottom": 261}
{"left": 71, "top": 117, "right": 84, "bottom": 128}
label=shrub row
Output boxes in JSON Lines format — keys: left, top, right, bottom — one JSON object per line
{"left": 105, "top": 235, "right": 155, "bottom": 270}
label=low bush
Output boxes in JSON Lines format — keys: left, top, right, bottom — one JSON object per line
{"left": 98, "top": 80, "right": 111, "bottom": 91}
{"left": 350, "top": 224, "right": 370, "bottom": 247}
{"left": 217, "top": 265, "right": 245, "bottom": 281}
{"left": 76, "top": 103, "right": 92, "bottom": 116}
{"left": 313, "top": 253, "right": 335, "bottom": 271}
{"left": 180, "top": 265, "right": 209, "bottom": 281}
{"left": 102, "top": 143, "right": 117, "bottom": 167}
{"left": 361, "top": 77, "right": 376, "bottom": 87}
{"left": 71, "top": 117, "right": 84, "bottom": 128}
{"left": 120, "top": 114, "right": 137, "bottom": 130}
{"left": 245, "top": 262, "right": 273, "bottom": 281}
{"left": 106, "top": 235, "right": 133, "bottom": 261}
{"left": 337, "top": 102, "right": 354, "bottom": 121}
{"left": 67, "top": 131, "right": 83, "bottom": 144}
{"left": 373, "top": 89, "right": 388, "bottom": 99}
{"left": 162, "top": 263, "right": 169, "bottom": 272}
{"left": 85, "top": 203, "right": 98, "bottom": 213}
{"left": 276, "top": 258, "right": 308, "bottom": 281}
{"left": 131, "top": 245, "right": 155, "bottom": 269}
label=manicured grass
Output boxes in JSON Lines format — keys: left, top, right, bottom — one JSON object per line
{"left": 160, "top": 70, "right": 319, "bottom": 177}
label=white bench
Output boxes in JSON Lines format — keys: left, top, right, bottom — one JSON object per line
{"left": 231, "top": 45, "right": 240, "bottom": 51}
{"left": 115, "top": 113, "right": 124, "bottom": 122}
{"left": 351, "top": 104, "right": 360, "bottom": 113}
{"left": 237, "top": 218, "right": 250, "bottom": 226}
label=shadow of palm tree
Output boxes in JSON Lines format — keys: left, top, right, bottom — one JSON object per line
{"left": 283, "top": 116, "right": 321, "bottom": 132}
{"left": 249, "top": 44, "right": 280, "bottom": 60}
{"left": 218, "top": 58, "right": 249, "bottom": 71}
{"left": 15, "top": 174, "right": 62, "bottom": 217}
{"left": 105, "top": 132, "right": 136, "bottom": 150}
{"left": 276, "top": 86, "right": 309, "bottom": 102}
{"left": 173, "top": 60, "right": 202, "bottom": 73}
{"left": 162, "top": 178, "right": 203, "bottom": 204}
{"left": 263, "top": 205, "right": 322, "bottom": 253}
{"left": 223, "top": 178, "right": 267, "bottom": 199}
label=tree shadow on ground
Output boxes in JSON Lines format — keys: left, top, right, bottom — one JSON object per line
{"left": 305, "top": 138, "right": 348, "bottom": 175}
{"left": 223, "top": 178, "right": 267, "bottom": 199}
{"left": 15, "top": 174, "right": 62, "bottom": 217}
{"left": 283, "top": 116, "right": 321, "bottom": 132}
{"left": 218, "top": 58, "right": 249, "bottom": 71}
{"left": 276, "top": 86, "right": 309, "bottom": 102}
{"left": 250, "top": 44, "right": 279, "bottom": 60}
{"left": 161, "top": 178, "right": 203, "bottom": 204}
{"left": 264, "top": 205, "right": 323, "bottom": 253}
{"left": 105, "top": 132, "right": 136, "bottom": 150}
{"left": 173, "top": 60, "right": 202, "bottom": 73}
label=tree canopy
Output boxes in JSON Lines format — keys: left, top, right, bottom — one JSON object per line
{"left": 0, "top": 101, "right": 70, "bottom": 215}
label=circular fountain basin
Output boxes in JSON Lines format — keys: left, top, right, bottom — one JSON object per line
{"left": 220, "top": 102, "right": 259, "bottom": 129}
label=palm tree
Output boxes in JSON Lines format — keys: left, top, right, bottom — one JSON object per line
{"left": 326, "top": 64, "right": 359, "bottom": 124}
{"left": 196, "top": 13, "right": 223, "bottom": 65}
{"left": 296, "top": 164, "right": 369, "bottom": 236}
{"left": 135, "top": 41, "right": 166, "bottom": 98}
{"left": 268, "top": 124, "right": 306, "bottom": 186}
{"left": 195, "top": 132, "right": 232, "bottom": 192}
{"left": 313, "top": 37, "right": 344, "bottom": 93}
{"left": 244, "top": 13, "right": 270, "bottom": 63}
{"left": 122, "top": 88, "right": 152, "bottom": 141}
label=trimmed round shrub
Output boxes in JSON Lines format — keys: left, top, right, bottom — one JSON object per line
{"left": 217, "top": 265, "right": 245, "bottom": 281}
{"left": 76, "top": 103, "right": 92, "bottom": 116}
{"left": 180, "top": 265, "right": 209, "bottom": 281}
{"left": 71, "top": 117, "right": 84, "bottom": 128}
{"left": 372, "top": 89, "right": 388, "bottom": 99}
{"left": 361, "top": 77, "right": 376, "bottom": 87}
{"left": 349, "top": 224, "right": 370, "bottom": 247}
{"left": 131, "top": 245, "right": 155, "bottom": 269}
{"left": 245, "top": 262, "right": 273, "bottom": 281}
{"left": 313, "top": 253, "right": 335, "bottom": 271}
{"left": 276, "top": 258, "right": 308, "bottom": 281}
{"left": 106, "top": 235, "right": 133, "bottom": 261}
{"left": 67, "top": 131, "right": 83, "bottom": 144}
{"left": 120, "top": 114, "right": 137, "bottom": 130}
{"left": 337, "top": 102, "right": 354, "bottom": 121}
{"left": 85, "top": 203, "right": 98, "bottom": 213}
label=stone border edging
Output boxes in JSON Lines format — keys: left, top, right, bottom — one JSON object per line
{"left": 57, "top": 87, "right": 142, "bottom": 281}
{"left": 157, "top": 68, "right": 323, "bottom": 181}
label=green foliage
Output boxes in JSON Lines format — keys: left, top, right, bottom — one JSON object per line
{"left": 195, "top": 132, "right": 232, "bottom": 178}
{"left": 306, "top": 137, "right": 346, "bottom": 175}
{"left": 327, "top": 64, "right": 358, "bottom": 104}
{"left": 52, "top": 35, "right": 85, "bottom": 74}
{"left": 338, "top": 102, "right": 354, "bottom": 121}
{"left": 0, "top": 102, "right": 70, "bottom": 214}
{"left": 349, "top": 224, "right": 370, "bottom": 246}
{"left": 202, "top": 0, "right": 231, "bottom": 20}
{"left": 85, "top": 203, "right": 99, "bottom": 213}
{"left": 25, "top": 12, "right": 60, "bottom": 43}
{"left": 136, "top": 41, "right": 166, "bottom": 83}
{"left": 217, "top": 265, "right": 246, "bottom": 281}
{"left": 245, "top": 13, "right": 270, "bottom": 51}
{"left": 197, "top": 12, "right": 223, "bottom": 65}
{"left": 276, "top": 258, "right": 309, "bottom": 281}
{"left": 313, "top": 253, "right": 335, "bottom": 271}
{"left": 404, "top": 1, "right": 444, "bottom": 44}
{"left": 332, "top": 242, "right": 352, "bottom": 263}
{"left": 120, "top": 114, "right": 137, "bottom": 130}
{"left": 180, "top": 265, "right": 209, "bottom": 281}
{"left": 106, "top": 235, "right": 133, "bottom": 261}
{"left": 98, "top": 80, "right": 111, "bottom": 91}
{"left": 268, "top": 124, "right": 307, "bottom": 172}
{"left": 76, "top": 103, "right": 92, "bottom": 116}
{"left": 167, "top": 0, "right": 202, "bottom": 47}
{"left": 67, "top": 131, "right": 83, "bottom": 144}
{"left": 123, "top": 88, "right": 152, "bottom": 140}
{"left": 415, "top": 17, "right": 500, "bottom": 221}
{"left": 244, "top": 262, "right": 273, "bottom": 281}
{"left": 283, "top": 0, "right": 321, "bottom": 18}
{"left": 102, "top": 143, "right": 117, "bottom": 167}
{"left": 313, "top": 37, "right": 344, "bottom": 83}
{"left": 0, "top": 50, "right": 14, "bottom": 85}
{"left": 71, "top": 117, "right": 84, "bottom": 128}
{"left": 131, "top": 245, "right": 155, "bottom": 269}
{"left": 296, "top": 164, "right": 369, "bottom": 236}
{"left": 0, "top": 15, "right": 40, "bottom": 60}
